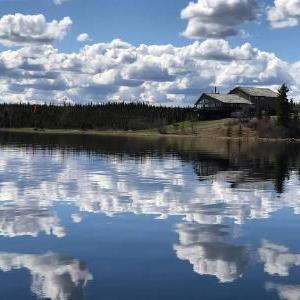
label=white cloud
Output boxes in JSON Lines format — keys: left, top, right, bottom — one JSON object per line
{"left": 259, "top": 240, "right": 300, "bottom": 276}
{"left": 0, "top": 205, "right": 65, "bottom": 238}
{"left": 0, "top": 143, "right": 300, "bottom": 283}
{"left": 1, "top": 145, "right": 300, "bottom": 237}
{"left": 0, "top": 14, "right": 72, "bottom": 46}
{"left": 71, "top": 213, "right": 83, "bottom": 223}
{"left": 266, "top": 283, "right": 300, "bottom": 300}
{"left": 0, "top": 252, "right": 92, "bottom": 300}
{"left": 268, "top": 0, "right": 300, "bottom": 28}
{"left": 181, "top": 0, "right": 258, "bottom": 39}
{"left": 174, "top": 223, "right": 249, "bottom": 282}
{"left": 0, "top": 38, "right": 297, "bottom": 105}
{"left": 77, "top": 33, "right": 91, "bottom": 43}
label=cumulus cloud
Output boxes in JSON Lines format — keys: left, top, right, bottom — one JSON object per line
{"left": 259, "top": 240, "right": 300, "bottom": 276}
{"left": 1, "top": 141, "right": 300, "bottom": 285}
{"left": 181, "top": 0, "right": 258, "bottom": 39}
{"left": 266, "top": 283, "right": 300, "bottom": 300}
{"left": 0, "top": 252, "right": 92, "bottom": 300}
{"left": 77, "top": 33, "right": 91, "bottom": 43}
{"left": 0, "top": 14, "right": 72, "bottom": 46}
{"left": 1, "top": 144, "right": 300, "bottom": 232}
{"left": 0, "top": 38, "right": 297, "bottom": 105}
{"left": 72, "top": 213, "right": 83, "bottom": 223}
{"left": 174, "top": 223, "right": 249, "bottom": 282}
{"left": 0, "top": 205, "right": 65, "bottom": 238}
{"left": 268, "top": 0, "right": 300, "bottom": 28}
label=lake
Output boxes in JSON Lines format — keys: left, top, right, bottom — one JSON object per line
{"left": 0, "top": 132, "right": 299, "bottom": 300}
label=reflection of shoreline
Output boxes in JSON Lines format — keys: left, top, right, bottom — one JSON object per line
{"left": 0, "top": 252, "right": 92, "bottom": 300}
{"left": 0, "top": 130, "right": 292, "bottom": 158}
{"left": 1, "top": 132, "right": 299, "bottom": 190}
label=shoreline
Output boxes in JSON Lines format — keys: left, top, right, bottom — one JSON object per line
{"left": 0, "top": 127, "right": 299, "bottom": 143}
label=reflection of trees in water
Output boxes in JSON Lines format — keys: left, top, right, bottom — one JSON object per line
{"left": 1, "top": 133, "right": 300, "bottom": 287}
{"left": 2, "top": 131, "right": 300, "bottom": 193}
{"left": 191, "top": 142, "right": 300, "bottom": 194}
{"left": 274, "top": 151, "right": 289, "bottom": 194}
{"left": 272, "top": 143, "right": 300, "bottom": 193}
{"left": 193, "top": 157, "right": 229, "bottom": 180}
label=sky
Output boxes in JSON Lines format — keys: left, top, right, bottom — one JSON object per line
{"left": 0, "top": 0, "right": 300, "bottom": 105}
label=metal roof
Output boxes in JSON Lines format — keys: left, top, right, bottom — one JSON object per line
{"left": 232, "top": 87, "right": 278, "bottom": 98}
{"left": 202, "top": 93, "right": 253, "bottom": 105}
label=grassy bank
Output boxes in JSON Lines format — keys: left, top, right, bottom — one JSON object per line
{"left": 0, "top": 128, "right": 154, "bottom": 137}
{"left": 154, "top": 119, "right": 254, "bottom": 137}
{"left": 0, "top": 119, "right": 230, "bottom": 136}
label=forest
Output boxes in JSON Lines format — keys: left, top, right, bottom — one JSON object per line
{"left": 0, "top": 102, "right": 196, "bottom": 131}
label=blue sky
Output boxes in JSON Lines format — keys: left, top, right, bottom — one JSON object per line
{"left": 0, "top": 0, "right": 299, "bottom": 104}
{"left": 0, "top": 0, "right": 191, "bottom": 48}
{"left": 0, "top": 0, "right": 297, "bottom": 61}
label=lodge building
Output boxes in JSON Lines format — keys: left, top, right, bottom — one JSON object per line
{"left": 195, "top": 86, "right": 278, "bottom": 115}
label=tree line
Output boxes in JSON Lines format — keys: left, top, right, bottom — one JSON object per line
{"left": 0, "top": 102, "right": 196, "bottom": 131}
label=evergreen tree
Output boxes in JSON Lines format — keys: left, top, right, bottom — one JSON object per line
{"left": 277, "top": 84, "right": 290, "bottom": 127}
{"left": 0, "top": 102, "right": 196, "bottom": 130}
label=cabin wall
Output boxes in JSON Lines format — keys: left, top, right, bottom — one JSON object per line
{"left": 230, "top": 90, "right": 277, "bottom": 113}
{"left": 249, "top": 97, "right": 277, "bottom": 113}
{"left": 197, "top": 102, "right": 252, "bottom": 120}
{"left": 196, "top": 97, "right": 224, "bottom": 109}
{"left": 197, "top": 96, "right": 251, "bottom": 112}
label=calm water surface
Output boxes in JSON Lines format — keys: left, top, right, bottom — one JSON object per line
{"left": 0, "top": 133, "right": 299, "bottom": 300}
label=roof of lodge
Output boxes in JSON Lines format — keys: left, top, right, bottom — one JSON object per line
{"left": 199, "top": 93, "right": 253, "bottom": 105}
{"left": 231, "top": 86, "right": 278, "bottom": 98}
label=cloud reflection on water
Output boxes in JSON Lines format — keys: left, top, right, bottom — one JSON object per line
{"left": 0, "top": 252, "right": 92, "bottom": 300}
{"left": 0, "top": 205, "right": 65, "bottom": 237}
{"left": 174, "top": 223, "right": 249, "bottom": 282}
{"left": 259, "top": 241, "right": 300, "bottom": 277}
{"left": 0, "top": 138, "right": 300, "bottom": 287}
{"left": 1, "top": 147, "right": 300, "bottom": 230}
{"left": 266, "top": 283, "right": 300, "bottom": 300}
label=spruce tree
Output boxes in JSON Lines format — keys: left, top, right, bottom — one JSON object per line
{"left": 277, "top": 84, "right": 290, "bottom": 127}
